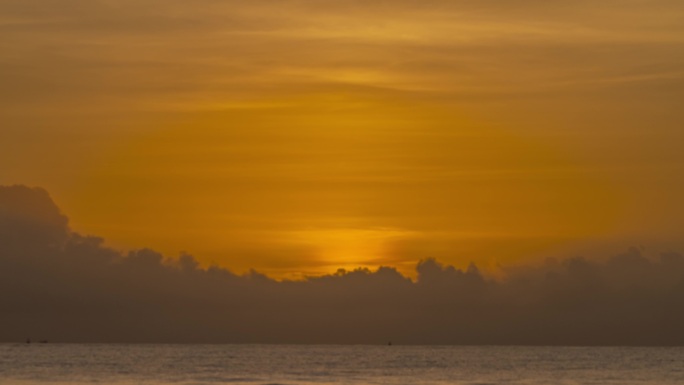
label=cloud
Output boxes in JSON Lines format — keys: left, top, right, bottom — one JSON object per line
{"left": 0, "top": 185, "right": 69, "bottom": 249}
{"left": 3, "top": 0, "right": 684, "bottom": 112}
{"left": 2, "top": 184, "right": 684, "bottom": 345}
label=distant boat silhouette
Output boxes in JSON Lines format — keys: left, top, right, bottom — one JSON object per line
{"left": 26, "top": 338, "right": 31, "bottom": 344}
{"left": 388, "top": 341, "right": 392, "bottom": 346}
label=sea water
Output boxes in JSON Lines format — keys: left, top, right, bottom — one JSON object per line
{"left": 1, "top": 344, "right": 683, "bottom": 385}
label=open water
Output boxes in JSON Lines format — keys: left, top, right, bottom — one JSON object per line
{"left": 1, "top": 344, "right": 683, "bottom": 385}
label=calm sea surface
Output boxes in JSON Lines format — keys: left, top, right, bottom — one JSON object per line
{"left": 1, "top": 344, "right": 683, "bottom": 385}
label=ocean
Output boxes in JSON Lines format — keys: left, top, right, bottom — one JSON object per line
{"left": 1, "top": 344, "right": 683, "bottom": 385}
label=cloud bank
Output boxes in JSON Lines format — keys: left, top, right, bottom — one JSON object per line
{"left": 2, "top": 185, "right": 684, "bottom": 345}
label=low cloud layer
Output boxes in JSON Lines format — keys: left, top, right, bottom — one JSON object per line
{"left": 2, "top": 185, "right": 684, "bottom": 345}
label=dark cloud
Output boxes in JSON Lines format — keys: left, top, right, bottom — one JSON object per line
{"left": 2, "top": 185, "right": 684, "bottom": 345}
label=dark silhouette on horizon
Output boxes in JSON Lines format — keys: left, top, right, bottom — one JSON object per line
{"left": 2, "top": 184, "right": 684, "bottom": 345}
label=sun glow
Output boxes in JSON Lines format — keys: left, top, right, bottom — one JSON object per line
{"left": 51, "top": 94, "right": 624, "bottom": 280}
{"left": 286, "top": 227, "right": 418, "bottom": 273}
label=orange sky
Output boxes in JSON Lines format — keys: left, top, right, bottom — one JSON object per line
{"left": 2, "top": 1, "right": 684, "bottom": 278}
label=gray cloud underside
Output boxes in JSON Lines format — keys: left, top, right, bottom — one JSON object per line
{"left": 2, "top": 184, "right": 684, "bottom": 345}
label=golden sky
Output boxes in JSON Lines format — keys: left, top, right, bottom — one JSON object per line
{"left": 2, "top": 0, "right": 684, "bottom": 278}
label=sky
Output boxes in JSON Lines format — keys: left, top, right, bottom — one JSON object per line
{"left": 2, "top": 0, "right": 684, "bottom": 279}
